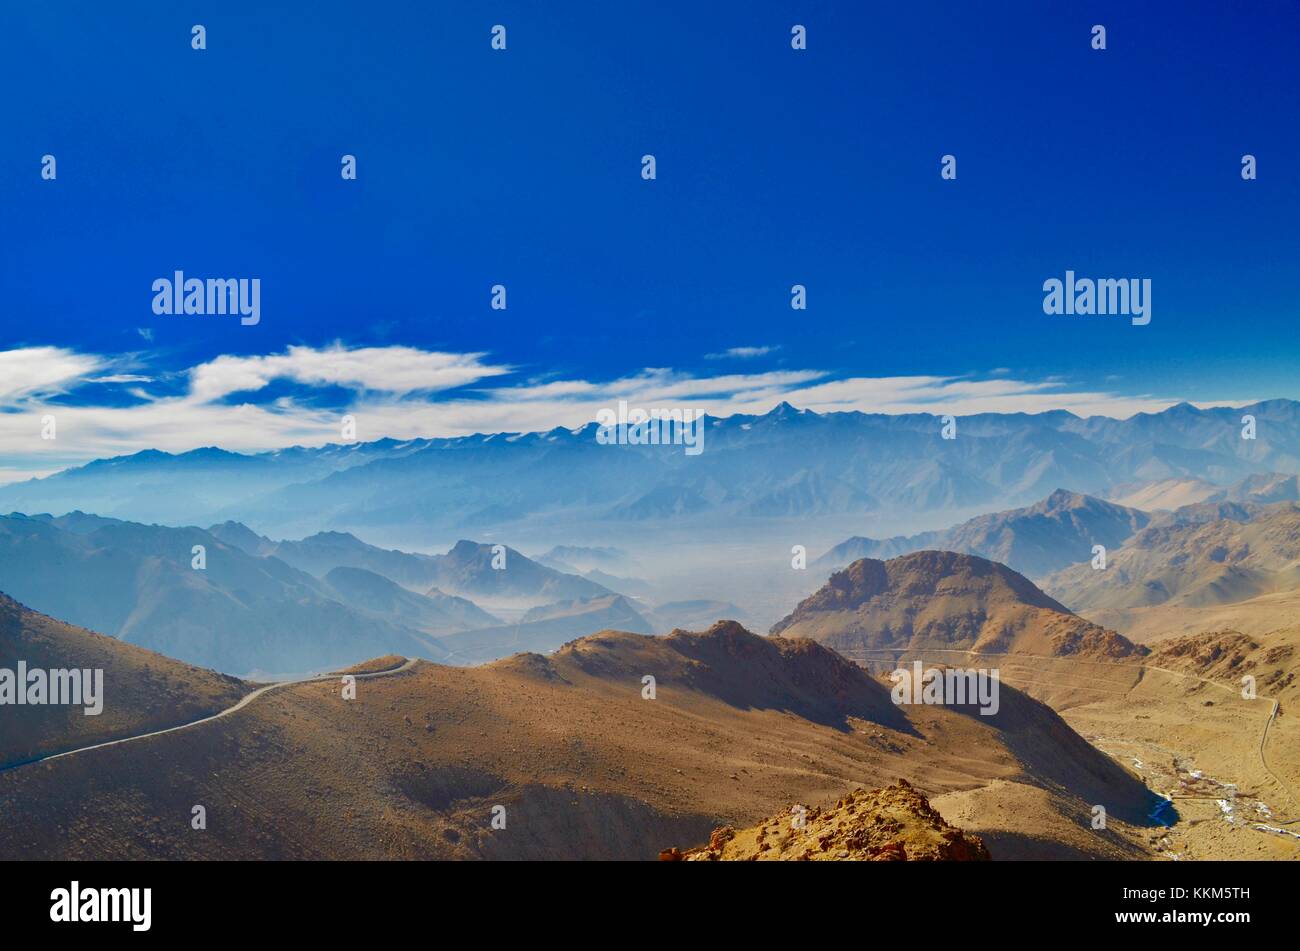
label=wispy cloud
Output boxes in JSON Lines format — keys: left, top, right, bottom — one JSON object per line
{"left": 0, "top": 343, "right": 1255, "bottom": 480}
{"left": 88, "top": 374, "right": 154, "bottom": 385}
{"left": 0, "top": 347, "right": 108, "bottom": 402}
{"left": 705, "top": 345, "right": 779, "bottom": 360}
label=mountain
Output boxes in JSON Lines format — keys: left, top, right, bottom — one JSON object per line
{"left": 20, "top": 511, "right": 127, "bottom": 535}
{"left": 428, "top": 541, "right": 612, "bottom": 603}
{"left": 261, "top": 530, "right": 443, "bottom": 587}
{"left": 217, "top": 524, "right": 614, "bottom": 606}
{"left": 817, "top": 489, "right": 1151, "bottom": 579}
{"left": 0, "top": 514, "right": 450, "bottom": 676}
{"left": 434, "top": 594, "right": 653, "bottom": 665}
{"left": 267, "top": 534, "right": 610, "bottom": 605}
{"left": 772, "top": 551, "right": 1145, "bottom": 659}
{"left": 661, "top": 780, "right": 990, "bottom": 861}
{"left": 206, "top": 520, "right": 277, "bottom": 556}
{"left": 0, "top": 621, "right": 1154, "bottom": 860}
{"left": 0, "top": 441, "right": 437, "bottom": 528}
{"left": 323, "top": 566, "right": 499, "bottom": 632}
{"left": 817, "top": 531, "right": 946, "bottom": 569}
{"left": 5, "top": 399, "right": 1300, "bottom": 541}
{"left": 0, "top": 592, "right": 247, "bottom": 766}
{"left": 0, "top": 512, "right": 613, "bottom": 675}
{"left": 1043, "top": 501, "right": 1300, "bottom": 615}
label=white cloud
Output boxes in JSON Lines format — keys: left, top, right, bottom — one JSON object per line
{"left": 187, "top": 343, "right": 510, "bottom": 403}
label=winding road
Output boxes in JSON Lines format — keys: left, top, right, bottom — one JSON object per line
{"left": 0, "top": 657, "right": 418, "bottom": 775}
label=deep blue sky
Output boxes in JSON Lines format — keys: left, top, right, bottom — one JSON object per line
{"left": 3, "top": 0, "right": 1299, "bottom": 409}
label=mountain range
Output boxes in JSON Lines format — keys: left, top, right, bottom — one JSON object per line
{"left": 0, "top": 514, "right": 619, "bottom": 675}
{"left": 817, "top": 470, "right": 1300, "bottom": 581}
{"left": 5, "top": 399, "right": 1300, "bottom": 543}
{"left": 208, "top": 524, "right": 612, "bottom": 604}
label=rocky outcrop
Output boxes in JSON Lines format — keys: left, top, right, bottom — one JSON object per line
{"left": 660, "top": 780, "right": 990, "bottom": 861}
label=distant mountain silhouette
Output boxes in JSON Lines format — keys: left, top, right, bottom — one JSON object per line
{"left": 818, "top": 489, "right": 1150, "bottom": 578}
{"left": 0, "top": 514, "right": 452, "bottom": 676}
{"left": 258, "top": 531, "right": 611, "bottom": 604}
{"left": 432, "top": 540, "right": 612, "bottom": 602}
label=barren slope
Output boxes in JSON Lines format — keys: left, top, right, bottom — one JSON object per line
{"left": 0, "top": 621, "right": 1154, "bottom": 860}
{"left": 0, "top": 592, "right": 247, "bottom": 766}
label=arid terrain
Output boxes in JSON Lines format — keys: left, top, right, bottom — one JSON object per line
{"left": 1, "top": 612, "right": 1163, "bottom": 860}
{"left": 767, "top": 549, "right": 1300, "bottom": 860}
{"left": 2, "top": 504, "right": 1298, "bottom": 861}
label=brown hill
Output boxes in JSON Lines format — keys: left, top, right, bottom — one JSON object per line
{"left": 771, "top": 551, "right": 1144, "bottom": 660}
{"left": 0, "top": 620, "right": 1153, "bottom": 860}
{"left": 0, "top": 592, "right": 247, "bottom": 768}
{"left": 661, "top": 779, "right": 990, "bottom": 861}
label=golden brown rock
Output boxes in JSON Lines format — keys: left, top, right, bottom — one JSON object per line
{"left": 670, "top": 779, "right": 990, "bottom": 861}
